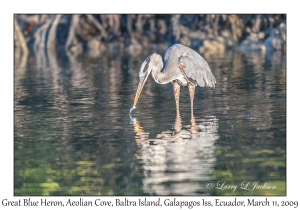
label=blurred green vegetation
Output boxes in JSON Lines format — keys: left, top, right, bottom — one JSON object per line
{"left": 208, "top": 147, "right": 286, "bottom": 196}
{"left": 15, "top": 159, "right": 143, "bottom": 196}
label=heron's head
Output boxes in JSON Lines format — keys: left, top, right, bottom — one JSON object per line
{"left": 133, "top": 53, "right": 162, "bottom": 108}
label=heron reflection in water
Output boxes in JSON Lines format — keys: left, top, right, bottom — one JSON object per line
{"left": 131, "top": 112, "right": 219, "bottom": 195}
{"left": 130, "top": 44, "right": 216, "bottom": 114}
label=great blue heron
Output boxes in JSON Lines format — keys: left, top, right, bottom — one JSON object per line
{"left": 130, "top": 44, "right": 216, "bottom": 114}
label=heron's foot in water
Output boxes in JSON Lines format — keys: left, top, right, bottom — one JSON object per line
{"left": 130, "top": 116, "right": 137, "bottom": 124}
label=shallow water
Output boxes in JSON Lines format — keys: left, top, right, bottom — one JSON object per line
{"left": 14, "top": 49, "right": 286, "bottom": 196}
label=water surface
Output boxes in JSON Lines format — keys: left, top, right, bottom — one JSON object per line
{"left": 14, "top": 48, "right": 286, "bottom": 195}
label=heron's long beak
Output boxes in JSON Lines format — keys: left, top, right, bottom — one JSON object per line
{"left": 133, "top": 72, "right": 150, "bottom": 108}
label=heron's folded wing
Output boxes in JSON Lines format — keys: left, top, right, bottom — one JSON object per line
{"left": 180, "top": 53, "right": 216, "bottom": 87}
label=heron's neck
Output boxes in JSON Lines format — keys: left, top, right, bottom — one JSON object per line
{"left": 151, "top": 66, "right": 177, "bottom": 85}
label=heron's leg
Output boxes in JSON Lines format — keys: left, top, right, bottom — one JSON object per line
{"left": 173, "top": 81, "right": 180, "bottom": 116}
{"left": 174, "top": 111, "right": 182, "bottom": 134}
{"left": 188, "top": 83, "right": 196, "bottom": 115}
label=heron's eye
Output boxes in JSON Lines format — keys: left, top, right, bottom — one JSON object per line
{"left": 144, "top": 70, "right": 148, "bottom": 75}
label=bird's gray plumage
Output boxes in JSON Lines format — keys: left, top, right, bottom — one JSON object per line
{"left": 132, "top": 43, "right": 216, "bottom": 111}
{"left": 162, "top": 44, "right": 216, "bottom": 87}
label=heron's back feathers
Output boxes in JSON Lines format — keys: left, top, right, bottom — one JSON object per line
{"left": 164, "top": 44, "right": 216, "bottom": 88}
{"left": 179, "top": 51, "right": 216, "bottom": 87}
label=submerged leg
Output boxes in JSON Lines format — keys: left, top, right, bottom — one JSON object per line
{"left": 173, "top": 81, "right": 180, "bottom": 116}
{"left": 188, "top": 83, "right": 196, "bottom": 115}
{"left": 190, "top": 113, "right": 197, "bottom": 139}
